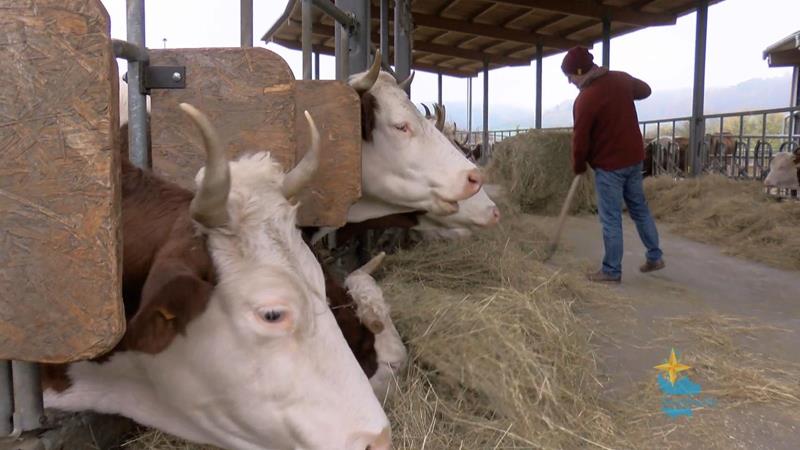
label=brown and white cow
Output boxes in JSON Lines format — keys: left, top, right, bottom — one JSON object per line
{"left": 345, "top": 52, "right": 484, "bottom": 222}
{"left": 764, "top": 148, "right": 800, "bottom": 189}
{"left": 42, "top": 104, "right": 390, "bottom": 450}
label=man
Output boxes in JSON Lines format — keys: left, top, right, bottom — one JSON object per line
{"left": 562, "top": 46, "right": 664, "bottom": 283}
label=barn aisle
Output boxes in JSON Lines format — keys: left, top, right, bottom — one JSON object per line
{"left": 537, "top": 213, "right": 800, "bottom": 449}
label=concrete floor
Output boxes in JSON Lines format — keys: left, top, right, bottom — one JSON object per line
{"left": 534, "top": 214, "right": 800, "bottom": 449}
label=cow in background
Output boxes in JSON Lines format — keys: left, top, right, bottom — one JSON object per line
{"left": 643, "top": 136, "right": 688, "bottom": 177}
{"left": 43, "top": 104, "right": 391, "bottom": 450}
{"left": 764, "top": 148, "right": 800, "bottom": 190}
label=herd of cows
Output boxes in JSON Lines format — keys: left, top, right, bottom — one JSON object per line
{"left": 643, "top": 132, "right": 800, "bottom": 189}
{"left": 37, "top": 53, "right": 502, "bottom": 450}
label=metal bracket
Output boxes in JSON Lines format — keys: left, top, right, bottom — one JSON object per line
{"left": 145, "top": 66, "right": 186, "bottom": 90}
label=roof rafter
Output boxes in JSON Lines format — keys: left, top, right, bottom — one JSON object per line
{"left": 490, "top": 0, "right": 676, "bottom": 27}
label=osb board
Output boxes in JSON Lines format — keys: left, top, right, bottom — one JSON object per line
{"left": 149, "top": 48, "right": 296, "bottom": 192}
{"left": 294, "top": 81, "right": 361, "bottom": 227}
{"left": 0, "top": 0, "right": 124, "bottom": 362}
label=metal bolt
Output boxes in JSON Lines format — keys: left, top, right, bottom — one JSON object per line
{"left": 172, "top": 72, "right": 182, "bottom": 82}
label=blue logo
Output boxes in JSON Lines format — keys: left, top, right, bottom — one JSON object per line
{"left": 654, "top": 349, "right": 715, "bottom": 418}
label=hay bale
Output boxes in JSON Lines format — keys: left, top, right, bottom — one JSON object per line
{"left": 487, "top": 130, "right": 596, "bottom": 215}
{"left": 644, "top": 175, "right": 800, "bottom": 271}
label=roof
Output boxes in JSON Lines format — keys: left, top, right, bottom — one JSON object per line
{"left": 262, "top": 0, "right": 725, "bottom": 78}
{"left": 763, "top": 30, "right": 800, "bottom": 68}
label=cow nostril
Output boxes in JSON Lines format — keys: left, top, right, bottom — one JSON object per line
{"left": 492, "top": 207, "right": 501, "bottom": 220}
{"left": 364, "top": 427, "right": 391, "bottom": 450}
{"left": 466, "top": 169, "right": 483, "bottom": 186}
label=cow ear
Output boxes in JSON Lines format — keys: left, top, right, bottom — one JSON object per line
{"left": 125, "top": 268, "right": 212, "bottom": 354}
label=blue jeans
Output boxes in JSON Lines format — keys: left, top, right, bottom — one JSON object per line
{"left": 594, "top": 162, "right": 663, "bottom": 277}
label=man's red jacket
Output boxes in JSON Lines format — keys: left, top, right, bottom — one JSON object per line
{"left": 572, "top": 70, "right": 651, "bottom": 174}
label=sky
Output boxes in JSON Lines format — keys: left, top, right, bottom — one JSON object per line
{"left": 100, "top": 0, "right": 798, "bottom": 128}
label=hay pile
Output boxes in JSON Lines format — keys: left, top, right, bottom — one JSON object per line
{"left": 380, "top": 217, "right": 626, "bottom": 449}
{"left": 488, "top": 130, "right": 596, "bottom": 215}
{"left": 644, "top": 175, "right": 800, "bottom": 271}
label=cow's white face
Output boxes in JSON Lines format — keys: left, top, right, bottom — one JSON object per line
{"left": 413, "top": 187, "right": 501, "bottom": 240}
{"left": 764, "top": 152, "right": 800, "bottom": 189}
{"left": 348, "top": 71, "right": 483, "bottom": 222}
{"left": 45, "top": 109, "right": 390, "bottom": 450}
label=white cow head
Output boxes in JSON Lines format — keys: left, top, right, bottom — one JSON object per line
{"left": 346, "top": 51, "right": 483, "bottom": 222}
{"left": 764, "top": 150, "right": 800, "bottom": 189}
{"left": 46, "top": 105, "right": 390, "bottom": 450}
{"left": 413, "top": 187, "right": 501, "bottom": 240}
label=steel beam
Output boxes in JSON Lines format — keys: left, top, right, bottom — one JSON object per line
{"left": 240, "top": 0, "right": 253, "bottom": 48}
{"left": 11, "top": 362, "right": 43, "bottom": 433}
{"left": 335, "top": 23, "right": 350, "bottom": 81}
{"left": 535, "top": 43, "right": 543, "bottom": 129}
{"left": 336, "top": 0, "right": 369, "bottom": 74}
{"left": 302, "top": 0, "right": 312, "bottom": 79}
{"left": 314, "top": 51, "right": 321, "bottom": 80}
{"left": 437, "top": 73, "right": 443, "bottom": 106}
{"left": 394, "top": 0, "right": 412, "bottom": 95}
{"left": 380, "top": 0, "right": 389, "bottom": 67}
{"left": 313, "top": 0, "right": 357, "bottom": 30}
{"left": 602, "top": 18, "right": 611, "bottom": 67}
{"left": 467, "top": 77, "right": 473, "bottom": 139}
{"left": 482, "top": 63, "right": 489, "bottom": 163}
{"left": 0, "top": 361, "right": 11, "bottom": 435}
{"left": 126, "top": 0, "right": 149, "bottom": 169}
{"left": 689, "top": 0, "right": 708, "bottom": 176}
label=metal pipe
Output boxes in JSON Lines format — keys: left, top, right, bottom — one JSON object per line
{"left": 335, "top": 23, "right": 349, "bottom": 81}
{"left": 126, "top": 0, "right": 149, "bottom": 169}
{"left": 0, "top": 361, "right": 11, "bottom": 435}
{"left": 437, "top": 73, "right": 443, "bottom": 106}
{"left": 688, "top": 0, "right": 708, "bottom": 176}
{"left": 467, "top": 77, "right": 473, "bottom": 141}
{"left": 535, "top": 43, "right": 543, "bottom": 129}
{"left": 112, "top": 39, "right": 149, "bottom": 62}
{"left": 602, "top": 18, "right": 611, "bottom": 68}
{"left": 482, "top": 63, "right": 489, "bottom": 163}
{"left": 302, "top": 0, "right": 313, "bottom": 80}
{"left": 394, "top": 0, "right": 412, "bottom": 95}
{"left": 380, "top": 0, "right": 389, "bottom": 67}
{"left": 240, "top": 0, "right": 253, "bottom": 48}
{"left": 11, "top": 362, "right": 43, "bottom": 433}
{"left": 314, "top": 51, "right": 321, "bottom": 80}
{"left": 337, "top": 0, "right": 369, "bottom": 74}
{"left": 313, "top": 0, "right": 357, "bottom": 29}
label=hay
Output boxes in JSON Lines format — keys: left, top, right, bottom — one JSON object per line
{"left": 644, "top": 175, "right": 800, "bottom": 271}
{"left": 487, "top": 130, "right": 596, "bottom": 215}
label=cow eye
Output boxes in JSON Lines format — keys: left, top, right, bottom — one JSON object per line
{"left": 260, "top": 309, "right": 285, "bottom": 323}
{"left": 394, "top": 123, "right": 409, "bottom": 133}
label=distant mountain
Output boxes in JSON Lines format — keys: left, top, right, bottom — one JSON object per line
{"left": 433, "top": 74, "right": 793, "bottom": 131}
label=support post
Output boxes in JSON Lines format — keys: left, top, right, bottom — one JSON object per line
{"left": 467, "top": 77, "right": 473, "bottom": 141}
{"left": 689, "top": 0, "right": 709, "bottom": 176}
{"left": 482, "top": 63, "right": 490, "bottom": 163}
{"left": 791, "top": 66, "right": 799, "bottom": 136}
{"left": 302, "top": 0, "right": 312, "bottom": 80}
{"left": 335, "top": 22, "right": 349, "bottom": 81}
{"left": 380, "top": 0, "right": 389, "bottom": 67}
{"left": 437, "top": 73, "right": 443, "bottom": 106}
{"left": 0, "top": 361, "right": 11, "bottom": 435}
{"left": 126, "top": 0, "right": 149, "bottom": 169}
{"left": 240, "top": 0, "right": 253, "bottom": 48}
{"left": 11, "top": 362, "right": 43, "bottom": 433}
{"left": 336, "top": 0, "right": 369, "bottom": 74}
{"left": 394, "top": 0, "right": 412, "bottom": 95}
{"left": 602, "top": 18, "right": 611, "bottom": 68}
{"left": 535, "top": 43, "right": 543, "bottom": 129}
{"left": 314, "top": 51, "right": 321, "bottom": 80}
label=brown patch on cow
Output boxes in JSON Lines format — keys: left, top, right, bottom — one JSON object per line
{"left": 325, "top": 268, "right": 378, "bottom": 378}
{"left": 41, "top": 363, "right": 72, "bottom": 393}
{"left": 361, "top": 91, "right": 379, "bottom": 142}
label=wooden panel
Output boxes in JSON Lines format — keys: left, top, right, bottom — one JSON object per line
{"left": 294, "top": 81, "right": 361, "bottom": 227}
{"left": 150, "top": 48, "right": 296, "bottom": 189}
{"left": 0, "top": 0, "right": 124, "bottom": 362}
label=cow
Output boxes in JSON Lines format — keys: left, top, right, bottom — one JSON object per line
{"left": 764, "top": 148, "right": 800, "bottom": 189}
{"left": 421, "top": 102, "right": 482, "bottom": 162}
{"left": 643, "top": 136, "right": 688, "bottom": 177}
{"left": 412, "top": 187, "right": 501, "bottom": 240}
{"left": 345, "top": 51, "right": 484, "bottom": 223}
{"left": 41, "top": 104, "right": 391, "bottom": 450}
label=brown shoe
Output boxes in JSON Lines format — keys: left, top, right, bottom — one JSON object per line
{"left": 640, "top": 259, "right": 665, "bottom": 273}
{"left": 587, "top": 270, "right": 621, "bottom": 283}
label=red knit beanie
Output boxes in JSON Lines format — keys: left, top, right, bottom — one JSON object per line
{"left": 561, "top": 47, "right": 595, "bottom": 75}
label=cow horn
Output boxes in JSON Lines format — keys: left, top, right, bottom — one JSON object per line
{"left": 356, "top": 251, "right": 386, "bottom": 275}
{"left": 434, "top": 103, "right": 445, "bottom": 131}
{"left": 397, "top": 70, "right": 415, "bottom": 91}
{"left": 350, "top": 50, "right": 381, "bottom": 94}
{"left": 282, "top": 110, "right": 321, "bottom": 199}
{"left": 421, "top": 103, "right": 432, "bottom": 119}
{"left": 179, "top": 103, "right": 231, "bottom": 228}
